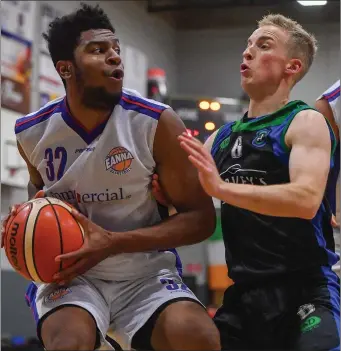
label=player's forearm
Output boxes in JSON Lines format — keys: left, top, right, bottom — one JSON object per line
{"left": 109, "top": 208, "right": 216, "bottom": 254}
{"left": 216, "top": 181, "right": 321, "bottom": 219}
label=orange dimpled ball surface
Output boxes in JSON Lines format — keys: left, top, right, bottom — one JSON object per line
{"left": 4, "top": 197, "right": 84, "bottom": 283}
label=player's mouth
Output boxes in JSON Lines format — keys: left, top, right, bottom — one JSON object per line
{"left": 240, "top": 63, "right": 250, "bottom": 75}
{"left": 109, "top": 68, "right": 124, "bottom": 81}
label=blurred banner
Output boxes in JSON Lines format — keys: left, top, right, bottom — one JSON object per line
{"left": 39, "top": 3, "right": 65, "bottom": 107}
{"left": 1, "top": 1, "right": 35, "bottom": 40}
{"left": 39, "top": 52, "right": 65, "bottom": 107}
{"left": 1, "top": 1, "right": 36, "bottom": 114}
{"left": 147, "top": 68, "right": 168, "bottom": 103}
{"left": 40, "top": 3, "right": 64, "bottom": 54}
{"left": 123, "top": 45, "right": 148, "bottom": 97}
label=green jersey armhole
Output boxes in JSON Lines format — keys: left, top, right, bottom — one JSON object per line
{"left": 278, "top": 106, "right": 337, "bottom": 155}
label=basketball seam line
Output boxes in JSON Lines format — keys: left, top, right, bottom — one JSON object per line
{"left": 31, "top": 206, "right": 47, "bottom": 283}
{"left": 23, "top": 203, "right": 34, "bottom": 281}
{"left": 45, "top": 198, "right": 64, "bottom": 273}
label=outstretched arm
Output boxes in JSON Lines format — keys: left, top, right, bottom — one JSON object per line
{"left": 179, "top": 109, "right": 332, "bottom": 219}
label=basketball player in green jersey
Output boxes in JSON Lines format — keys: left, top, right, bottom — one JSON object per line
{"left": 153, "top": 14, "right": 340, "bottom": 351}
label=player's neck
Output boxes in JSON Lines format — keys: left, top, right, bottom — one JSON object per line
{"left": 247, "top": 89, "right": 290, "bottom": 118}
{"left": 66, "top": 95, "right": 112, "bottom": 130}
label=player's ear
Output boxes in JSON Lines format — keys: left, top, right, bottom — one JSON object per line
{"left": 285, "top": 58, "right": 302, "bottom": 77}
{"left": 56, "top": 61, "right": 73, "bottom": 80}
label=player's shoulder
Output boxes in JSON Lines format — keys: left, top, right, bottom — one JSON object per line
{"left": 120, "top": 88, "right": 170, "bottom": 120}
{"left": 294, "top": 107, "right": 325, "bottom": 122}
{"left": 211, "top": 121, "right": 235, "bottom": 157}
{"left": 319, "top": 80, "right": 340, "bottom": 103}
{"left": 15, "top": 96, "right": 65, "bottom": 135}
{"left": 288, "top": 108, "right": 333, "bottom": 145}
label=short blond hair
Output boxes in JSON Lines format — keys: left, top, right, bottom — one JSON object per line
{"left": 258, "top": 14, "right": 318, "bottom": 83}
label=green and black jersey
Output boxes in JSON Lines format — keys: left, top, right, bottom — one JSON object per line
{"left": 211, "top": 100, "right": 338, "bottom": 284}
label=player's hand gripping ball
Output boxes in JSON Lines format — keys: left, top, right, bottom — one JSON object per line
{"left": 3, "top": 197, "right": 84, "bottom": 283}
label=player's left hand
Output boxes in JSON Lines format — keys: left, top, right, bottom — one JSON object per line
{"left": 178, "top": 132, "right": 223, "bottom": 198}
{"left": 53, "top": 209, "right": 113, "bottom": 284}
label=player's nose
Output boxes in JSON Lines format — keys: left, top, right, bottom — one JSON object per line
{"left": 242, "top": 47, "right": 253, "bottom": 61}
{"left": 106, "top": 50, "right": 121, "bottom": 66}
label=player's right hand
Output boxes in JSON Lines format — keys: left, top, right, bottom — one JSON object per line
{"left": 1, "top": 190, "right": 45, "bottom": 248}
{"left": 151, "top": 173, "right": 171, "bottom": 207}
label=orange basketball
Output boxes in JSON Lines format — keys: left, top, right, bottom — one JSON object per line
{"left": 4, "top": 197, "right": 84, "bottom": 283}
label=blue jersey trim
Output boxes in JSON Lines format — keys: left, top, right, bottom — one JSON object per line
{"left": 60, "top": 98, "right": 109, "bottom": 145}
{"left": 159, "top": 248, "right": 183, "bottom": 276}
{"left": 311, "top": 206, "right": 339, "bottom": 267}
{"left": 321, "top": 266, "right": 340, "bottom": 341}
{"left": 25, "top": 283, "right": 39, "bottom": 324}
{"left": 15, "top": 100, "right": 61, "bottom": 134}
{"left": 327, "top": 91, "right": 340, "bottom": 103}
{"left": 120, "top": 92, "right": 167, "bottom": 120}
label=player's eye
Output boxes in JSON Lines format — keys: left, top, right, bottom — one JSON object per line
{"left": 93, "top": 47, "right": 103, "bottom": 54}
{"left": 115, "top": 48, "right": 121, "bottom": 55}
{"left": 260, "top": 43, "right": 269, "bottom": 49}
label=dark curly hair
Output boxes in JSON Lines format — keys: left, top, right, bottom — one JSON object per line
{"left": 42, "top": 3, "right": 115, "bottom": 67}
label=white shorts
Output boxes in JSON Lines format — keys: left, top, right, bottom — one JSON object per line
{"left": 25, "top": 270, "right": 202, "bottom": 350}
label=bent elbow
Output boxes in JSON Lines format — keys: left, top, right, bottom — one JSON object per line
{"left": 299, "top": 201, "right": 320, "bottom": 220}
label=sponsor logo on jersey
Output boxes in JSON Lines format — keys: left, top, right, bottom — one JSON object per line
{"left": 252, "top": 128, "right": 271, "bottom": 148}
{"left": 297, "top": 304, "right": 315, "bottom": 320}
{"left": 220, "top": 136, "right": 230, "bottom": 150}
{"left": 75, "top": 147, "right": 95, "bottom": 154}
{"left": 220, "top": 164, "right": 267, "bottom": 186}
{"left": 49, "top": 188, "right": 131, "bottom": 204}
{"left": 300, "top": 316, "right": 321, "bottom": 333}
{"left": 105, "top": 147, "right": 134, "bottom": 175}
{"left": 231, "top": 136, "right": 242, "bottom": 158}
{"left": 45, "top": 287, "right": 71, "bottom": 303}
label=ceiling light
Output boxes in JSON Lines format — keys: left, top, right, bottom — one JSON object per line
{"left": 199, "top": 101, "right": 210, "bottom": 110}
{"left": 297, "top": 1, "right": 327, "bottom": 6}
{"left": 210, "top": 102, "right": 221, "bottom": 111}
{"left": 205, "top": 122, "right": 216, "bottom": 131}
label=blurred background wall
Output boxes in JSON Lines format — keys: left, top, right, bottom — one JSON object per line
{"left": 1, "top": 0, "right": 339, "bottom": 347}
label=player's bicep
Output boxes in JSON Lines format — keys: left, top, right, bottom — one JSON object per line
{"left": 153, "top": 109, "right": 214, "bottom": 213}
{"left": 287, "top": 110, "right": 331, "bottom": 204}
{"left": 17, "top": 141, "right": 44, "bottom": 189}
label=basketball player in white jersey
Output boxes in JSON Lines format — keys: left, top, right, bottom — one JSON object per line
{"left": 1, "top": 4, "right": 220, "bottom": 351}
{"left": 315, "top": 80, "right": 340, "bottom": 228}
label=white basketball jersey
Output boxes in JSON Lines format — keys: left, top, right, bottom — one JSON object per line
{"left": 15, "top": 88, "right": 182, "bottom": 280}
{"left": 319, "top": 80, "right": 340, "bottom": 127}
